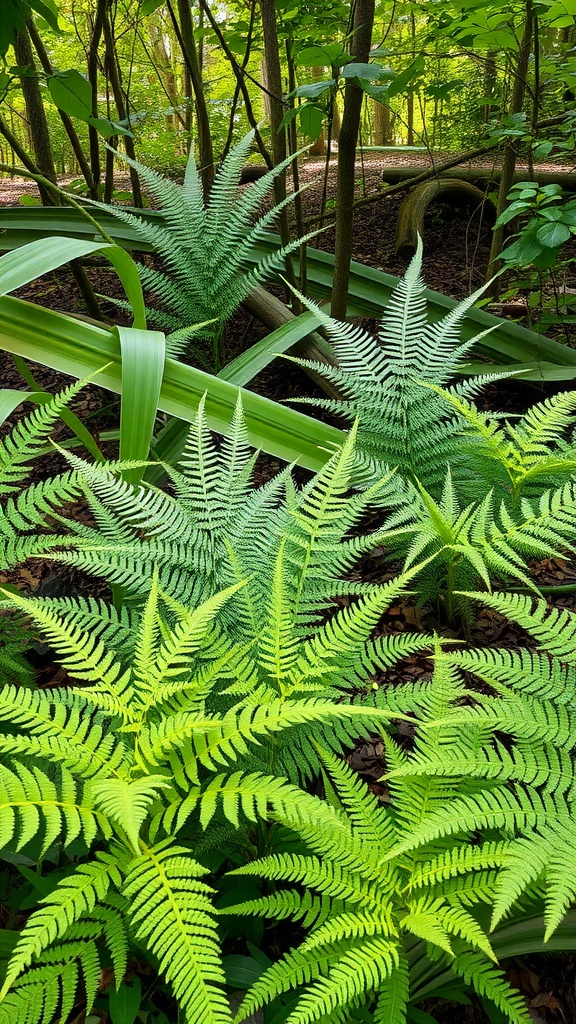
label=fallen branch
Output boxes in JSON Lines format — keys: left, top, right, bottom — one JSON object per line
{"left": 395, "top": 178, "right": 494, "bottom": 255}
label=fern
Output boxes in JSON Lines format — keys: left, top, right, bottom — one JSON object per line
{"left": 226, "top": 614, "right": 576, "bottom": 1022}
{"left": 36, "top": 403, "right": 435, "bottom": 778}
{"left": 226, "top": 725, "right": 531, "bottom": 1024}
{"left": 377, "top": 469, "right": 576, "bottom": 619}
{"left": 0, "top": 567, "right": 410, "bottom": 1024}
{"left": 5, "top": 381, "right": 576, "bottom": 1024}
{"left": 0, "top": 384, "right": 101, "bottom": 685}
{"left": 286, "top": 241, "right": 576, "bottom": 619}
{"left": 423, "top": 383, "right": 576, "bottom": 502}
{"left": 288, "top": 237, "right": 499, "bottom": 497}
{"left": 96, "top": 130, "right": 314, "bottom": 368}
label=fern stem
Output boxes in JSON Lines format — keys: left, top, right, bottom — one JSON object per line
{"left": 445, "top": 560, "right": 456, "bottom": 624}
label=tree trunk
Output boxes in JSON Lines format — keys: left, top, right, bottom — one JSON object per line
{"left": 483, "top": 53, "right": 498, "bottom": 122}
{"left": 102, "top": 4, "right": 143, "bottom": 206}
{"left": 87, "top": 0, "right": 106, "bottom": 197}
{"left": 259, "top": 0, "right": 295, "bottom": 285}
{"left": 308, "top": 68, "right": 327, "bottom": 155}
{"left": 406, "top": 91, "right": 414, "bottom": 145}
{"left": 12, "top": 23, "right": 56, "bottom": 204}
{"left": 486, "top": 0, "right": 533, "bottom": 284}
{"left": 372, "top": 98, "right": 392, "bottom": 145}
{"left": 148, "top": 12, "right": 184, "bottom": 130}
{"left": 330, "top": 0, "right": 375, "bottom": 318}
{"left": 27, "top": 17, "right": 96, "bottom": 194}
{"left": 170, "top": 0, "right": 214, "bottom": 197}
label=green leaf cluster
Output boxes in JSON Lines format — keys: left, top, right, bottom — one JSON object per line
{"left": 496, "top": 181, "right": 576, "bottom": 270}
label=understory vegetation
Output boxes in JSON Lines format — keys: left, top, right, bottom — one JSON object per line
{"left": 2, "top": 244, "right": 576, "bottom": 1024}
{"left": 1, "top": 1, "right": 576, "bottom": 1023}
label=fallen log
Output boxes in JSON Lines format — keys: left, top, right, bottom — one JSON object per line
{"left": 395, "top": 178, "right": 495, "bottom": 255}
{"left": 382, "top": 165, "right": 576, "bottom": 190}
{"left": 242, "top": 284, "right": 341, "bottom": 398}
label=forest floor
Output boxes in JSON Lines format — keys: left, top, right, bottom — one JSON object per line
{"left": 1, "top": 151, "right": 576, "bottom": 1023}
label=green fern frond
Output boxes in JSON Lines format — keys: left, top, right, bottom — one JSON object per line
{"left": 464, "top": 591, "right": 576, "bottom": 665}
{"left": 285, "top": 937, "right": 399, "bottom": 1024}
{"left": 0, "top": 380, "right": 85, "bottom": 491}
{"left": 0, "top": 854, "right": 120, "bottom": 998}
{"left": 123, "top": 840, "right": 232, "bottom": 1024}
{"left": 450, "top": 950, "right": 531, "bottom": 1023}
{"left": 288, "top": 239, "right": 496, "bottom": 495}
{"left": 373, "top": 955, "right": 409, "bottom": 1024}
{"left": 97, "top": 131, "right": 305, "bottom": 365}
{"left": 0, "top": 761, "right": 104, "bottom": 854}
{"left": 0, "top": 941, "right": 99, "bottom": 1024}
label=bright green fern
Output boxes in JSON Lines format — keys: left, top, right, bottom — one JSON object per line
{"left": 0, "top": 381, "right": 101, "bottom": 684}
{"left": 0, "top": 575, "right": 403, "bottom": 1024}
{"left": 227, "top": 612, "right": 576, "bottom": 1024}
{"left": 38, "top": 400, "right": 437, "bottom": 779}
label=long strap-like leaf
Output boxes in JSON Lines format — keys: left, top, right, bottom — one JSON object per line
{"left": 0, "top": 295, "right": 344, "bottom": 471}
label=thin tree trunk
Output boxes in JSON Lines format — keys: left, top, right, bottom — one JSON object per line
{"left": 9, "top": 23, "right": 101, "bottom": 316}
{"left": 168, "top": 0, "right": 214, "bottom": 197}
{"left": 87, "top": 0, "right": 106, "bottom": 196}
{"left": 148, "top": 12, "right": 184, "bottom": 130}
{"left": 406, "top": 92, "right": 414, "bottom": 145}
{"left": 102, "top": 4, "right": 143, "bottom": 206}
{"left": 372, "top": 98, "right": 392, "bottom": 145}
{"left": 308, "top": 68, "right": 327, "bottom": 156}
{"left": 487, "top": 0, "right": 533, "bottom": 284}
{"left": 483, "top": 53, "right": 498, "bottom": 123}
{"left": 27, "top": 17, "right": 96, "bottom": 194}
{"left": 331, "top": 0, "right": 375, "bottom": 317}
{"left": 13, "top": 24, "right": 56, "bottom": 203}
{"left": 259, "top": 0, "right": 296, "bottom": 287}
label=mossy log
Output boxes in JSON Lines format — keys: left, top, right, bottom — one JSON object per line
{"left": 395, "top": 178, "right": 494, "bottom": 255}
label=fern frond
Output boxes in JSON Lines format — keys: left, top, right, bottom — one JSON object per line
{"left": 0, "top": 854, "right": 120, "bottom": 997}
{"left": 450, "top": 950, "right": 531, "bottom": 1023}
{"left": 123, "top": 840, "right": 232, "bottom": 1024}
{"left": 98, "top": 132, "right": 303, "bottom": 363}
{"left": 0, "top": 380, "right": 85, "bottom": 491}
{"left": 0, "top": 762, "right": 103, "bottom": 854}
{"left": 373, "top": 955, "right": 409, "bottom": 1024}
{"left": 285, "top": 937, "right": 399, "bottom": 1024}
{"left": 465, "top": 591, "right": 576, "bottom": 665}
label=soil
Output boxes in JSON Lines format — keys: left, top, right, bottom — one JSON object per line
{"left": 1, "top": 152, "right": 576, "bottom": 1023}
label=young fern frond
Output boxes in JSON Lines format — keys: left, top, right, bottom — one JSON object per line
{"left": 0, "top": 380, "right": 85, "bottom": 492}
{"left": 425, "top": 383, "right": 576, "bottom": 500}
{"left": 377, "top": 470, "right": 576, "bottom": 618}
{"left": 122, "top": 840, "right": 232, "bottom": 1024}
